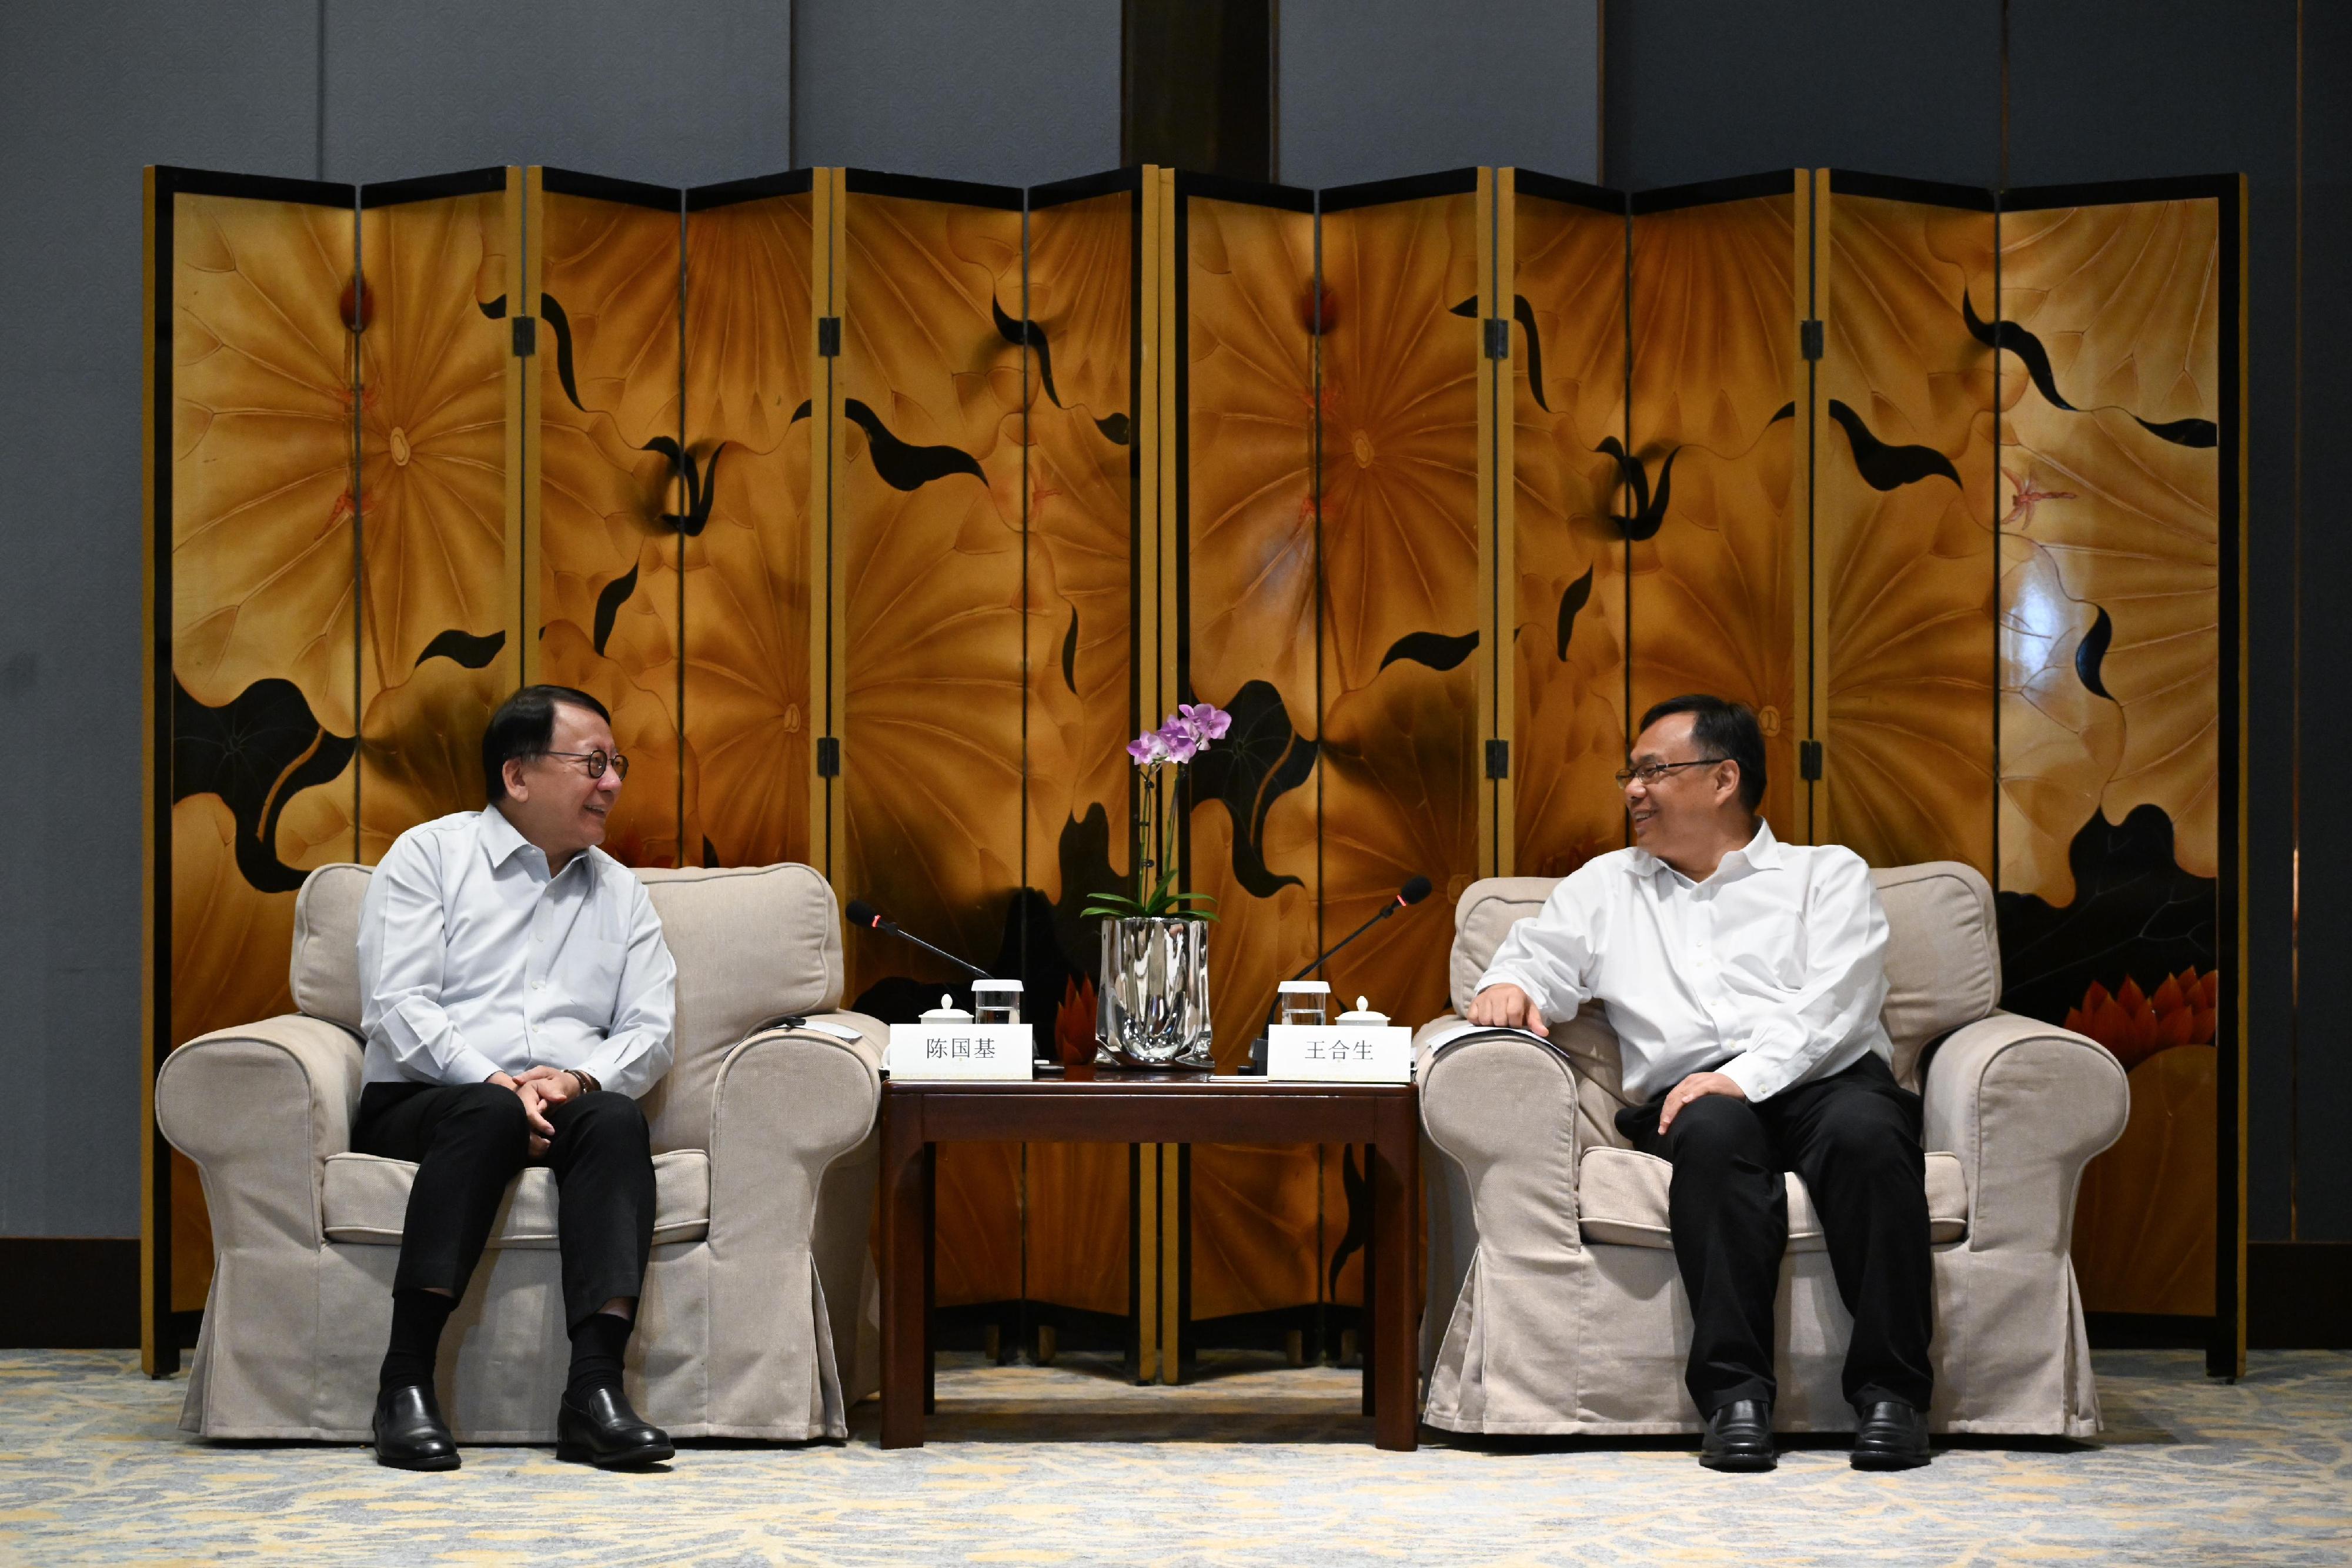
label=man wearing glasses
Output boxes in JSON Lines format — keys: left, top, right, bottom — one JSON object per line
{"left": 1467, "top": 694, "right": 1932, "bottom": 1474}
{"left": 355, "top": 684, "right": 678, "bottom": 1472}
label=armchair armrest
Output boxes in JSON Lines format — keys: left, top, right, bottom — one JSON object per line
{"left": 154, "top": 1014, "right": 364, "bottom": 1254}
{"left": 1920, "top": 1010, "right": 2129, "bottom": 1253}
{"left": 1418, "top": 1017, "right": 1586, "bottom": 1244}
{"left": 703, "top": 1010, "right": 886, "bottom": 1433}
{"left": 707, "top": 1012, "right": 883, "bottom": 1211}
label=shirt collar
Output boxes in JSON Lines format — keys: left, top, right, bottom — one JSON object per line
{"left": 1626, "top": 819, "right": 1782, "bottom": 885}
{"left": 477, "top": 804, "right": 543, "bottom": 870}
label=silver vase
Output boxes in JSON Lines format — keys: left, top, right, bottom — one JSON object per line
{"left": 1097, "top": 917, "right": 1214, "bottom": 1069}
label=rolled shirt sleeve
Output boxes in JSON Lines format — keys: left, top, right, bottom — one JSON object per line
{"left": 1713, "top": 850, "right": 1892, "bottom": 1104}
{"left": 358, "top": 833, "right": 508, "bottom": 1087}
{"left": 1474, "top": 865, "right": 1602, "bottom": 1024}
{"left": 572, "top": 875, "right": 677, "bottom": 1100}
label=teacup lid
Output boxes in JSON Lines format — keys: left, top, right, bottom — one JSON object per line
{"left": 1277, "top": 979, "right": 1332, "bottom": 994}
{"left": 971, "top": 978, "right": 1022, "bottom": 993}
{"left": 920, "top": 991, "right": 974, "bottom": 1022}
{"left": 1335, "top": 994, "right": 1388, "bottom": 1025}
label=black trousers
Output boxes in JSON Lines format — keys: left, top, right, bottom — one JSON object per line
{"left": 1615, "top": 1052, "right": 1934, "bottom": 1419}
{"left": 354, "top": 1081, "right": 655, "bottom": 1333}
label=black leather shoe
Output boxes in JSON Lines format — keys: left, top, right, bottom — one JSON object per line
{"left": 1852, "top": 1399, "right": 1931, "bottom": 1469}
{"left": 556, "top": 1385, "right": 674, "bottom": 1469}
{"left": 372, "top": 1383, "right": 459, "bottom": 1471}
{"left": 1699, "top": 1398, "right": 1775, "bottom": 1472}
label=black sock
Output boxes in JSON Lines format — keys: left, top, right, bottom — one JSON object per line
{"left": 379, "top": 1289, "right": 456, "bottom": 1393}
{"left": 566, "top": 1309, "right": 633, "bottom": 1402}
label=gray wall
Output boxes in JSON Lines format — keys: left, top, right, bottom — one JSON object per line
{"left": 1280, "top": 0, "right": 1601, "bottom": 188}
{"left": 791, "top": 0, "right": 1118, "bottom": 186}
{"left": 1609, "top": 0, "right": 2337, "bottom": 1243}
{"left": 323, "top": 1, "right": 791, "bottom": 188}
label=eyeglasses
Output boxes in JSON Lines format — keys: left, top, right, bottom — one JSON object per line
{"left": 540, "top": 748, "right": 630, "bottom": 781}
{"left": 1613, "top": 757, "right": 1728, "bottom": 787}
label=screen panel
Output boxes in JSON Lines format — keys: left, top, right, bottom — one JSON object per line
{"left": 343, "top": 170, "right": 523, "bottom": 862}
{"left": 1315, "top": 175, "right": 1484, "bottom": 1046}
{"left": 1511, "top": 175, "right": 1631, "bottom": 878}
{"left": 681, "top": 176, "right": 817, "bottom": 870}
{"left": 159, "top": 175, "right": 362, "bottom": 1313}
{"left": 1994, "top": 186, "right": 2229, "bottom": 1320}
{"left": 1627, "top": 179, "right": 1805, "bottom": 837}
{"left": 838, "top": 172, "right": 1029, "bottom": 1310}
{"left": 1023, "top": 174, "right": 1143, "bottom": 1321}
{"left": 527, "top": 170, "right": 685, "bottom": 868}
{"left": 1816, "top": 177, "right": 1997, "bottom": 874}
{"left": 1176, "top": 179, "right": 1323, "bottom": 1325}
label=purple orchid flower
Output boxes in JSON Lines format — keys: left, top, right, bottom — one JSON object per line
{"left": 1180, "top": 702, "right": 1232, "bottom": 742}
{"left": 1156, "top": 717, "right": 1200, "bottom": 763}
{"left": 1127, "top": 730, "right": 1170, "bottom": 767}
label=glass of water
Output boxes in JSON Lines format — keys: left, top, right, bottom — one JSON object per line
{"left": 1277, "top": 979, "right": 1331, "bottom": 1028}
{"left": 972, "top": 978, "right": 1023, "bottom": 1027}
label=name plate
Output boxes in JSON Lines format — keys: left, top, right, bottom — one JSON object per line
{"left": 1267, "top": 1025, "right": 1414, "bottom": 1083}
{"left": 886, "top": 1024, "right": 1034, "bottom": 1081}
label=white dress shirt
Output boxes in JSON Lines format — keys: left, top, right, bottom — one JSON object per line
{"left": 1475, "top": 821, "right": 1892, "bottom": 1104}
{"left": 358, "top": 807, "right": 677, "bottom": 1099}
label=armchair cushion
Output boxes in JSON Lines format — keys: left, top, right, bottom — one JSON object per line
{"left": 321, "top": 1149, "right": 713, "bottom": 1249}
{"left": 1871, "top": 861, "right": 2001, "bottom": 1084}
{"left": 289, "top": 864, "right": 373, "bottom": 1031}
{"left": 1575, "top": 1146, "right": 1970, "bottom": 1250}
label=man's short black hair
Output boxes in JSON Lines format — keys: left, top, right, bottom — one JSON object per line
{"left": 1636, "top": 693, "right": 1766, "bottom": 814}
{"left": 482, "top": 684, "right": 611, "bottom": 801}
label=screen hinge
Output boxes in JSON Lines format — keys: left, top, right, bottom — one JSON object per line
{"left": 1799, "top": 738, "right": 1823, "bottom": 781}
{"left": 817, "top": 316, "right": 843, "bottom": 357}
{"left": 1483, "top": 317, "right": 1511, "bottom": 360}
{"left": 1485, "top": 738, "right": 1510, "bottom": 781}
{"left": 511, "top": 316, "right": 536, "bottom": 357}
{"left": 816, "top": 735, "right": 841, "bottom": 777}
{"left": 1799, "top": 319, "right": 1824, "bottom": 360}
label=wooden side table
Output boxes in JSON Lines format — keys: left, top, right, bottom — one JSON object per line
{"left": 878, "top": 1066, "right": 1421, "bottom": 1450}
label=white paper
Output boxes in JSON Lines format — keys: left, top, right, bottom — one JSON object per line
{"left": 1266, "top": 1024, "right": 1414, "bottom": 1083}
{"left": 886, "top": 1022, "right": 1035, "bottom": 1081}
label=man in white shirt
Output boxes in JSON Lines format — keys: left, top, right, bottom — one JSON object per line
{"left": 355, "top": 685, "right": 679, "bottom": 1472}
{"left": 1468, "top": 695, "right": 1932, "bottom": 1473}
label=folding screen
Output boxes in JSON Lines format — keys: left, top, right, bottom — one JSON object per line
{"left": 1022, "top": 169, "right": 1145, "bottom": 1338}
{"left": 148, "top": 170, "right": 357, "bottom": 1346}
{"left": 145, "top": 159, "right": 2247, "bottom": 1376}
{"left": 1172, "top": 172, "right": 1327, "bottom": 1346}
{"left": 1985, "top": 180, "right": 2240, "bottom": 1349}
{"left": 831, "top": 170, "right": 1033, "bottom": 1316}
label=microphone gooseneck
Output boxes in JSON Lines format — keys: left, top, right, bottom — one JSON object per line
{"left": 843, "top": 895, "right": 994, "bottom": 981}
{"left": 1247, "top": 873, "right": 1435, "bottom": 1073}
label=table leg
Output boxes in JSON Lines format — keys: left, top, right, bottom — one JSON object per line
{"left": 1360, "top": 1145, "right": 1375, "bottom": 1419}
{"left": 1369, "top": 1107, "right": 1419, "bottom": 1452}
{"left": 880, "top": 1099, "right": 927, "bottom": 1449}
{"left": 922, "top": 1142, "right": 937, "bottom": 1415}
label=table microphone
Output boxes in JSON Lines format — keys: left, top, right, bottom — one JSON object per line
{"left": 1245, "top": 874, "right": 1434, "bottom": 1072}
{"left": 844, "top": 898, "right": 995, "bottom": 982}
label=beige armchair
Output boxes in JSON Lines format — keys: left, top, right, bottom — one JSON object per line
{"left": 157, "top": 861, "right": 886, "bottom": 1443}
{"left": 1415, "top": 861, "right": 2127, "bottom": 1437}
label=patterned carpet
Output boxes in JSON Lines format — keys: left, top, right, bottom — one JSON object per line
{"left": 2, "top": 1349, "right": 2347, "bottom": 1566}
